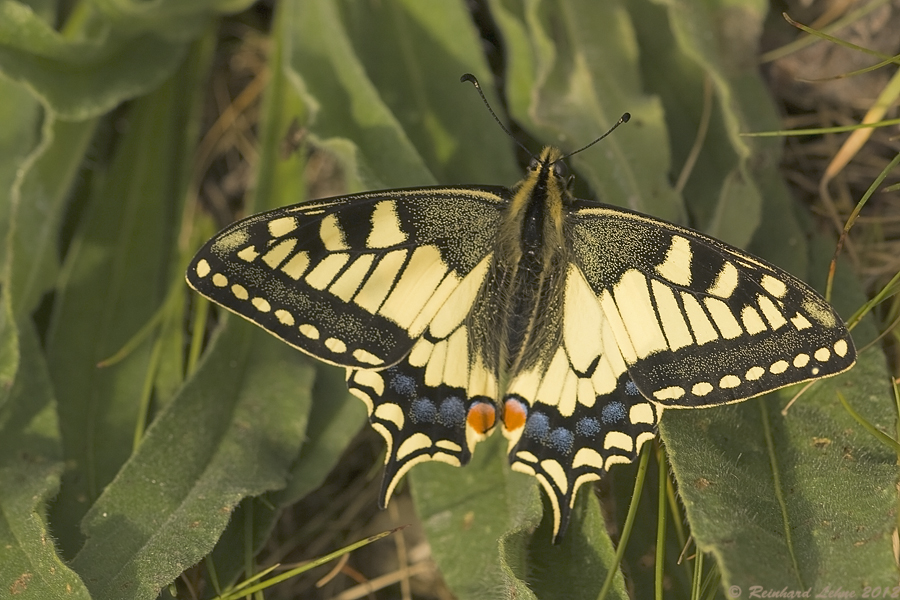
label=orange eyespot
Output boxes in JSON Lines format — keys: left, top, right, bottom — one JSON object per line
{"left": 466, "top": 402, "right": 496, "bottom": 434}
{"left": 502, "top": 397, "right": 528, "bottom": 432}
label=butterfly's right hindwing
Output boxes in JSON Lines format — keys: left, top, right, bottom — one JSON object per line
{"left": 186, "top": 187, "right": 509, "bottom": 369}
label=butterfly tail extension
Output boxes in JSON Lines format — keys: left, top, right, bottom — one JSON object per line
{"left": 503, "top": 374, "right": 658, "bottom": 543}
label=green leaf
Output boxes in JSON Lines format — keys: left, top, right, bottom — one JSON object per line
{"left": 70, "top": 321, "right": 314, "bottom": 600}
{"left": 0, "top": 0, "right": 188, "bottom": 119}
{"left": 0, "top": 324, "right": 90, "bottom": 600}
{"left": 44, "top": 36, "right": 211, "bottom": 557}
{"left": 493, "top": 0, "right": 684, "bottom": 223}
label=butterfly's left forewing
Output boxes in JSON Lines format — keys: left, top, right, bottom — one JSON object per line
{"left": 187, "top": 187, "right": 509, "bottom": 369}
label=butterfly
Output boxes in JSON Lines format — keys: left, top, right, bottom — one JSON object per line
{"left": 186, "top": 90, "right": 855, "bottom": 542}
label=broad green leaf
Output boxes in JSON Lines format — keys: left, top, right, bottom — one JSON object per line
{"left": 0, "top": 324, "right": 90, "bottom": 600}
{"left": 0, "top": 0, "right": 187, "bottom": 119}
{"left": 285, "top": 0, "right": 519, "bottom": 190}
{"left": 661, "top": 254, "right": 897, "bottom": 587}
{"left": 45, "top": 38, "right": 210, "bottom": 557}
{"left": 70, "top": 322, "right": 313, "bottom": 600}
{"left": 493, "top": 0, "right": 684, "bottom": 223}
{"left": 411, "top": 434, "right": 540, "bottom": 600}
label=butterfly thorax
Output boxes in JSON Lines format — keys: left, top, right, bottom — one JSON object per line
{"left": 486, "top": 147, "right": 571, "bottom": 380}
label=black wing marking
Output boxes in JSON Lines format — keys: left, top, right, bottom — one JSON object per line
{"left": 187, "top": 186, "right": 509, "bottom": 369}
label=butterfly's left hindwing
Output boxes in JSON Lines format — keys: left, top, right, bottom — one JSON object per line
{"left": 187, "top": 187, "right": 509, "bottom": 369}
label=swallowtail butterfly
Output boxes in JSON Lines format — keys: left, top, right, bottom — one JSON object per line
{"left": 186, "top": 81, "right": 856, "bottom": 541}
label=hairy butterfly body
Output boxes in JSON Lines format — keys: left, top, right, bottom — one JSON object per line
{"left": 187, "top": 146, "right": 855, "bottom": 542}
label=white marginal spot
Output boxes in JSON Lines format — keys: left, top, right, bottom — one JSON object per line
{"left": 655, "top": 235, "right": 693, "bottom": 285}
{"left": 604, "top": 431, "right": 633, "bottom": 452}
{"left": 572, "top": 448, "right": 605, "bottom": 470}
{"left": 760, "top": 274, "right": 787, "bottom": 298}
{"left": 281, "top": 251, "right": 310, "bottom": 280}
{"left": 681, "top": 293, "right": 718, "bottom": 345}
{"left": 374, "top": 403, "right": 405, "bottom": 429}
{"left": 305, "top": 253, "right": 350, "bottom": 290}
{"left": 212, "top": 273, "right": 228, "bottom": 287}
{"left": 692, "top": 382, "right": 713, "bottom": 397}
{"left": 516, "top": 450, "right": 539, "bottom": 464}
{"left": 834, "top": 339, "right": 849, "bottom": 357}
{"left": 745, "top": 366, "right": 765, "bottom": 381}
{"left": 237, "top": 246, "right": 259, "bottom": 262}
{"left": 352, "top": 348, "right": 383, "bottom": 366}
{"left": 741, "top": 305, "right": 767, "bottom": 335}
{"left": 814, "top": 347, "right": 831, "bottom": 362}
{"left": 325, "top": 337, "right": 347, "bottom": 354}
{"left": 540, "top": 460, "right": 569, "bottom": 495}
{"left": 770, "top": 360, "right": 789, "bottom": 374}
{"left": 793, "top": 354, "right": 810, "bottom": 368}
{"left": 354, "top": 249, "right": 408, "bottom": 313}
{"left": 396, "top": 432, "right": 433, "bottom": 460}
{"left": 758, "top": 296, "right": 787, "bottom": 330}
{"left": 196, "top": 259, "right": 211, "bottom": 277}
{"left": 635, "top": 432, "right": 656, "bottom": 451}
{"left": 436, "top": 439, "right": 462, "bottom": 453}
{"left": 299, "top": 323, "right": 320, "bottom": 340}
{"left": 268, "top": 216, "right": 298, "bottom": 238}
{"left": 613, "top": 270, "right": 668, "bottom": 358}
{"left": 379, "top": 245, "right": 448, "bottom": 329}
{"left": 811, "top": 367, "right": 821, "bottom": 375}
{"left": 653, "top": 386, "right": 685, "bottom": 401}
{"left": 790, "top": 313, "right": 813, "bottom": 331}
{"left": 719, "top": 375, "right": 741, "bottom": 389}
{"left": 320, "top": 213, "right": 347, "bottom": 250}
{"left": 651, "top": 280, "right": 692, "bottom": 351}
{"left": 704, "top": 297, "right": 743, "bottom": 339}
{"left": 274, "top": 309, "right": 294, "bottom": 326}
{"left": 329, "top": 255, "right": 375, "bottom": 301}
{"left": 231, "top": 284, "right": 248, "bottom": 300}
{"left": 605, "top": 455, "right": 633, "bottom": 470}
{"left": 708, "top": 262, "right": 739, "bottom": 298}
{"left": 629, "top": 403, "right": 655, "bottom": 425}
{"left": 262, "top": 238, "right": 297, "bottom": 269}
{"left": 351, "top": 369, "right": 384, "bottom": 398}
{"left": 251, "top": 297, "right": 271, "bottom": 312}
{"left": 367, "top": 201, "right": 408, "bottom": 248}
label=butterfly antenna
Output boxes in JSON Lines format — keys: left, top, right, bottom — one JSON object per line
{"left": 460, "top": 73, "right": 532, "bottom": 157}
{"left": 557, "top": 113, "right": 631, "bottom": 163}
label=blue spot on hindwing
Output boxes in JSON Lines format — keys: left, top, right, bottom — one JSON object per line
{"left": 624, "top": 380, "right": 640, "bottom": 396}
{"left": 438, "top": 396, "right": 466, "bottom": 427}
{"left": 601, "top": 401, "right": 627, "bottom": 424}
{"left": 524, "top": 412, "right": 550, "bottom": 439}
{"left": 576, "top": 417, "right": 602, "bottom": 437}
{"left": 410, "top": 398, "right": 436, "bottom": 423}
{"left": 547, "top": 428, "right": 574, "bottom": 454}
{"left": 389, "top": 371, "right": 417, "bottom": 398}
